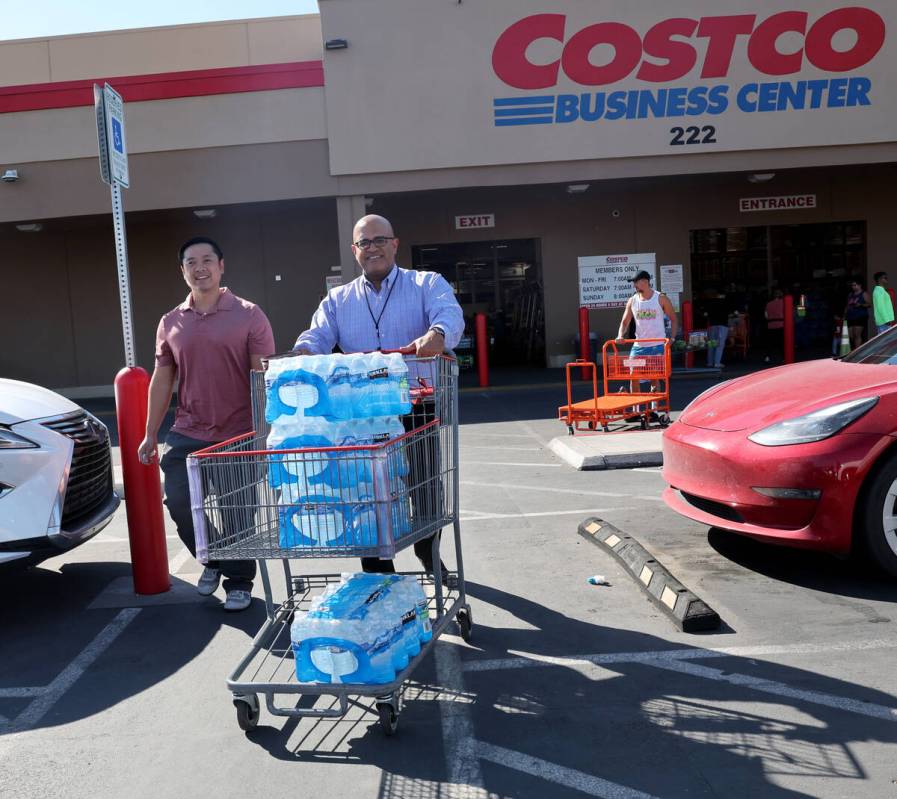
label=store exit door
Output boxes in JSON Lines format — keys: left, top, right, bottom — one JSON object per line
{"left": 412, "top": 238, "right": 544, "bottom": 366}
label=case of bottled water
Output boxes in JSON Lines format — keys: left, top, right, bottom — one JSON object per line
{"left": 291, "top": 573, "right": 432, "bottom": 684}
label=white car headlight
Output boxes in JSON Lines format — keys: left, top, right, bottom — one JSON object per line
{"left": 0, "top": 428, "right": 38, "bottom": 449}
{"left": 748, "top": 397, "right": 878, "bottom": 446}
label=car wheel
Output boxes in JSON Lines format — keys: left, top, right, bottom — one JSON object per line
{"left": 859, "top": 450, "right": 897, "bottom": 577}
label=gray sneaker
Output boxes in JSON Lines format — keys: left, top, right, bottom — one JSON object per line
{"left": 197, "top": 567, "right": 221, "bottom": 597}
{"left": 223, "top": 589, "right": 252, "bottom": 612}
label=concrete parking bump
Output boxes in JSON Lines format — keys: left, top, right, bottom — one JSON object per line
{"left": 578, "top": 517, "right": 721, "bottom": 633}
{"left": 549, "top": 431, "right": 663, "bottom": 470}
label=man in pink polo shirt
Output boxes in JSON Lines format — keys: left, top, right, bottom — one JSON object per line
{"left": 137, "top": 237, "right": 275, "bottom": 612}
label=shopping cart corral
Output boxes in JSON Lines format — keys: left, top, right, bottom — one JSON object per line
{"left": 186, "top": 354, "right": 471, "bottom": 735}
{"left": 558, "top": 338, "right": 672, "bottom": 434}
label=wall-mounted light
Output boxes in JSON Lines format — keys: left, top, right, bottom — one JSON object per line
{"left": 747, "top": 172, "right": 776, "bottom": 183}
{"left": 193, "top": 209, "right": 217, "bottom": 219}
{"left": 15, "top": 223, "right": 43, "bottom": 232}
{"left": 325, "top": 38, "right": 348, "bottom": 50}
{"left": 566, "top": 183, "right": 590, "bottom": 194}
{"left": 2, "top": 169, "right": 19, "bottom": 183}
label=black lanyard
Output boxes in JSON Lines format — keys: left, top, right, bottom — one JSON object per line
{"left": 364, "top": 275, "right": 398, "bottom": 349}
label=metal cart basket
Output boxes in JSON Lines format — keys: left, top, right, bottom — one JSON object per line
{"left": 186, "top": 354, "right": 471, "bottom": 735}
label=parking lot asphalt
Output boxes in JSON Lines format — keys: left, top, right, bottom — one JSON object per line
{"left": 4, "top": 377, "right": 897, "bottom": 798}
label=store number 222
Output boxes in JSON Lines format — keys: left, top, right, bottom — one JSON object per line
{"left": 670, "top": 126, "right": 717, "bottom": 146}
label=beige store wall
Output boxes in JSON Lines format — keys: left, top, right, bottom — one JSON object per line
{"left": 0, "top": 15, "right": 323, "bottom": 86}
{"left": 0, "top": 198, "right": 339, "bottom": 390}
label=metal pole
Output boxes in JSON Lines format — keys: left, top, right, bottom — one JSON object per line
{"left": 783, "top": 294, "right": 795, "bottom": 364}
{"left": 682, "top": 300, "right": 694, "bottom": 369}
{"left": 578, "top": 306, "right": 591, "bottom": 380}
{"left": 475, "top": 312, "right": 489, "bottom": 387}
{"left": 111, "top": 181, "right": 136, "bottom": 367}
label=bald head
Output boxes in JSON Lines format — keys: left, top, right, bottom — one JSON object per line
{"left": 351, "top": 214, "right": 399, "bottom": 288}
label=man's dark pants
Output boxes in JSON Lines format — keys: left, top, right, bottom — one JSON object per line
{"left": 160, "top": 431, "right": 256, "bottom": 592}
{"left": 361, "top": 401, "right": 442, "bottom": 574}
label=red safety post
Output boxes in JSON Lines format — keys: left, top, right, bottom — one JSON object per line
{"left": 783, "top": 294, "right": 795, "bottom": 364}
{"left": 578, "top": 306, "right": 591, "bottom": 380}
{"left": 475, "top": 312, "right": 489, "bottom": 388}
{"left": 114, "top": 366, "right": 170, "bottom": 595}
{"left": 682, "top": 300, "right": 694, "bottom": 369}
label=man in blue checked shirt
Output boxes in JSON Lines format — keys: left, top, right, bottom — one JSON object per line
{"left": 294, "top": 214, "right": 464, "bottom": 578}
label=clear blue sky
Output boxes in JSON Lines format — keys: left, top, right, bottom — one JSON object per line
{"left": 0, "top": 1, "right": 319, "bottom": 41}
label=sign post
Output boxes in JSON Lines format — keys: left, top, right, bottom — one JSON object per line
{"left": 96, "top": 84, "right": 169, "bottom": 596}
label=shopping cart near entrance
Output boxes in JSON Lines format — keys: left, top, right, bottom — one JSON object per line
{"left": 558, "top": 338, "right": 671, "bottom": 434}
{"left": 186, "top": 354, "right": 470, "bottom": 735}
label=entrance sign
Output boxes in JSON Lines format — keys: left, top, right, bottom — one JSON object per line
{"left": 739, "top": 194, "right": 817, "bottom": 212}
{"left": 455, "top": 214, "right": 495, "bottom": 230}
{"left": 320, "top": 1, "right": 895, "bottom": 176}
{"left": 579, "top": 253, "right": 656, "bottom": 309}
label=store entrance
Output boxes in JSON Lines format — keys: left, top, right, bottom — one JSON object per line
{"left": 690, "top": 221, "right": 867, "bottom": 358}
{"left": 412, "top": 238, "right": 544, "bottom": 366}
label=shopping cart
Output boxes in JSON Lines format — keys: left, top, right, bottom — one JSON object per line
{"left": 186, "top": 354, "right": 471, "bottom": 735}
{"left": 557, "top": 338, "right": 671, "bottom": 434}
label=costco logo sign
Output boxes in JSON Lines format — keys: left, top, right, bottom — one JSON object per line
{"left": 490, "top": 7, "right": 885, "bottom": 127}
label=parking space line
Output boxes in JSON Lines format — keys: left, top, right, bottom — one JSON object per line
{"left": 460, "top": 481, "right": 664, "bottom": 502}
{"left": 1, "top": 608, "right": 140, "bottom": 734}
{"left": 463, "top": 462, "right": 561, "bottom": 468}
{"left": 477, "top": 741, "right": 662, "bottom": 799}
{"left": 435, "top": 642, "right": 485, "bottom": 793}
{"left": 462, "top": 446, "right": 543, "bottom": 451}
{"left": 168, "top": 545, "right": 192, "bottom": 574}
{"left": 460, "top": 507, "right": 633, "bottom": 522}
{"left": 0, "top": 687, "right": 44, "bottom": 698}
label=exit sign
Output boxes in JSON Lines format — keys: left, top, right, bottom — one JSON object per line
{"left": 455, "top": 214, "right": 495, "bottom": 230}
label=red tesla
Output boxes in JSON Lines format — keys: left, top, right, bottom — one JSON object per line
{"left": 662, "top": 327, "right": 897, "bottom": 576}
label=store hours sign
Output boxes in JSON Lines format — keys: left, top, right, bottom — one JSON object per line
{"left": 578, "top": 253, "right": 656, "bottom": 309}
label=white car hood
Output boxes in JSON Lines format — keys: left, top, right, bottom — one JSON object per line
{"left": 0, "top": 378, "right": 79, "bottom": 425}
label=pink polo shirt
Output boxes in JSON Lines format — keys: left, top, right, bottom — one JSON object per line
{"left": 155, "top": 288, "right": 275, "bottom": 442}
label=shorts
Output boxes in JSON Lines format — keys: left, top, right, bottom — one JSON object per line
{"left": 629, "top": 342, "right": 665, "bottom": 358}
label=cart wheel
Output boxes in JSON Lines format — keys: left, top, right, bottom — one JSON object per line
{"left": 658, "top": 414, "right": 671, "bottom": 429}
{"left": 377, "top": 702, "right": 399, "bottom": 736}
{"left": 640, "top": 417, "right": 648, "bottom": 430}
{"left": 292, "top": 577, "right": 306, "bottom": 593}
{"left": 457, "top": 607, "right": 473, "bottom": 643}
{"left": 602, "top": 424, "right": 609, "bottom": 433}
{"left": 587, "top": 422, "right": 596, "bottom": 430}
{"left": 567, "top": 425, "right": 574, "bottom": 436}
{"left": 233, "top": 695, "right": 260, "bottom": 732}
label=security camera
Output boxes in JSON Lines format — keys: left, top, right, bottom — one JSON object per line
{"left": 1, "top": 169, "right": 19, "bottom": 183}
{"left": 611, "top": 209, "right": 621, "bottom": 218}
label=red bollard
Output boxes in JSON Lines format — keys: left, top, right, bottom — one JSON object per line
{"left": 114, "top": 366, "right": 170, "bottom": 595}
{"left": 783, "top": 294, "right": 795, "bottom": 364}
{"left": 475, "top": 312, "right": 489, "bottom": 388}
{"left": 682, "top": 300, "right": 694, "bottom": 369}
{"left": 578, "top": 306, "right": 591, "bottom": 380}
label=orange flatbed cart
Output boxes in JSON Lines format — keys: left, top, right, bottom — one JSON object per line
{"left": 558, "top": 338, "right": 672, "bottom": 434}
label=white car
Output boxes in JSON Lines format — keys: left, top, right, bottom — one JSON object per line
{"left": 1, "top": 378, "right": 120, "bottom": 566}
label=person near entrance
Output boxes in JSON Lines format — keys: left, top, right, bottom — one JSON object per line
{"left": 137, "top": 237, "right": 276, "bottom": 612}
{"left": 292, "top": 214, "right": 464, "bottom": 576}
{"left": 764, "top": 289, "right": 785, "bottom": 363}
{"left": 843, "top": 279, "right": 870, "bottom": 350}
{"left": 701, "top": 289, "right": 731, "bottom": 369}
{"left": 872, "top": 272, "right": 895, "bottom": 334}
{"left": 616, "top": 270, "right": 677, "bottom": 397}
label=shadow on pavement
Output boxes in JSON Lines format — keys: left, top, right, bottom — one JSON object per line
{"left": 233, "top": 581, "right": 897, "bottom": 797}
{"left": 0, "top": 561, "right": 266, "bottom": 734}
{"left": 708, "top": 527, "right": 897, "bottom": 605}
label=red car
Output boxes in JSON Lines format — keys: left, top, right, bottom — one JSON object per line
{"left": 662, "top": 328, "right": 897, "bottom": 576}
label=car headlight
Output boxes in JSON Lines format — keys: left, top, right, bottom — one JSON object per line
{"left": 0, "top": 428, "right": 38, "bottom": 449}
{"left": 748, "top": 397, "right": 878, "bottom": 446}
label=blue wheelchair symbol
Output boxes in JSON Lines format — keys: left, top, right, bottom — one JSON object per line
{"left": 111, "top": 118, "right": 123, "bottom": 153}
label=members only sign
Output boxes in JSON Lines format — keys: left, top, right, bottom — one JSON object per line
{"left": 579, "top": 253, "right": 656, "bottom": 309}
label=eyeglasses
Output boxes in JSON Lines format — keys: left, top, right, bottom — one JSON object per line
{"left": 354, "top": 236, "right": 395, "bottom": 250}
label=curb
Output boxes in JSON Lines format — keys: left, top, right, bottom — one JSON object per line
{"left": 549, "top": 436, "right": 663, "bottom": 471}
{"left": 577, "top": 517, "right": 721, "bottom": 633}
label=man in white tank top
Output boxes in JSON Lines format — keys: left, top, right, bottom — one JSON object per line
{"left": 616, "top": 269, "right": 677, "bottom": 395}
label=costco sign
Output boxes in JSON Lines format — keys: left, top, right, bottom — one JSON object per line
{"left": 491, "top": 7, "right": 885, "bottom": 127}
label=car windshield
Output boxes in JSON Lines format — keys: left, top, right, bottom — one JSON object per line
{"left": 842, "top": 326, "right": 897, "bottom": 364}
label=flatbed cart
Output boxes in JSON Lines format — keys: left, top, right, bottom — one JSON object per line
{"left": 186, "top": 354, "right": 471, "bottom": 735}
{"left": 558, "top": 338, "right": 671, "bottom": 434}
